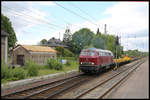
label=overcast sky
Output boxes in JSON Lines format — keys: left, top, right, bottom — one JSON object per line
{"left": 1, "top": 1, "right": 149, "bottom": 52}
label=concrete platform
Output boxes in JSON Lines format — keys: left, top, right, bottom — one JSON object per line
{"left": 107, "top": 57, "right": 149, "bottom": 99}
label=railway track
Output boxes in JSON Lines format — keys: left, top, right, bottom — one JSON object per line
{"left": 2, "top": 57, "right": 143, "bottom": 99}
{"left": 74, "top": 58, "right": 145, "bottom": 99}
{"left": 2, "top": 73, "right": 84, "bottom": 99}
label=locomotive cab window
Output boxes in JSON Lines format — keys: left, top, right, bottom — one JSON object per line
{"left": 80, "top": 51, "right": 95, "bottom": 56}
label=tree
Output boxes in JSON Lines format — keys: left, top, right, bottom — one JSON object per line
{"left": 115, "top": 36, "right": 119, "bottom": 45}
{"left": 71, "top": 28, "right": 95, "bottom": 54}
{"left": 63, "top": 28, "right": 72, "bottom": 46}
{"left": 1, "top": 14, "right": 17, "bottom": 49}
{"left": 92, "top": 36, "right": 106, "bottom": 49}
{"left": 96, "top": 28, "right": 101, "bottom": 35}
{"left": 55, "top": 46, "right": 75, "bottom": 57}
{"left": 105, "top": 34, "right": 116, "bottom": 53}
{"left": 40, "top": 39, "right": 47, "bottom": 45}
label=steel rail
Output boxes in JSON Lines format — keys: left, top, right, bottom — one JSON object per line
{"left": 44, "top": 78, "right": 88, "bottom": 99}
{"left": 2, "top": 73, "right": 83, "bottom": 99}
{"left": 74, "top": 58, "right": 142, "bottom": 99}
{"left": 23, "top": 75, "right": 88, "bottom": 99}
{"left": 99, "top": 59, "right": 145, "bottom": 99}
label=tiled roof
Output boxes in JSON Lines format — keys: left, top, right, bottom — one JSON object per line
{"left": 47, "top": 37, "right": 68, "bottom": 47}
{"left": 21, "top": 45, "right": 57, "bottom": 53}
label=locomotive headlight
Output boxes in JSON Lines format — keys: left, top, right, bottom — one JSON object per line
{"left": 91, "top": 62, "right": 94, "bottom": 65}
{"left": 80, "top": 62, "right": 82, "bottom": 64}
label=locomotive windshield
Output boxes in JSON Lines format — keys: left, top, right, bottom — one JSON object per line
{"left": 80, "top": 51, "right": 95, "bottom": 56}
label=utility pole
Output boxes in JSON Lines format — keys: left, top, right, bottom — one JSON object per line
{"left": 119, "top": 34, "right": 121, "bottom": 58}
{"left": 59, "top": 32, "right": 60, "bottom": 40}
{"left": 127, "top": 35, "right": 129, "bottom": 51}
{"left": 114, "top": 34, "right": 119, "bottom": 70}
{"left": 104, "top": 24, "right": 107, "bottom": 49}
{"left": 104, "top": 24, "right": 107, "bottom": 34}
{"left": 135, "top": 35, "right": 136, "bottom": 49}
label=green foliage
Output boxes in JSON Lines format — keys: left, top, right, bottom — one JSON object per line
{"left": 96, "top": 28, "right": 101, "bottom": 35}
{"left": 91, "top": 35, "right": 106, "bottom": 49}
{"left": 124, "top": 50, "right": 148, "bottom": 58}
{"left": 1, "top": 61, "right": 25, "bottom": 81}
{"left": 71, "top": 28, "right": 95, "bottom": 54}
{"left": 1, "top": 62, "right": 12, "bottom": 79}
{"left": 55, "top": 46, "right": 75, "bottom": 57}
{"left": 40, "top": 39, "right": 47, "bottom": 45}
{"left": 55, "top": 46, "right": 64, "bottom": 57}
{"left": 12, "top": 68, "right": 25, "bottom": 80}
{"left": 69, "top": 27, "right": 123, "bottom": 57}
{"left": 63, "top": 28, "right": 72, "bottom": 47}
{"left": 25, "top": 60, "right": 39, "bottom": 77}
{"left": 64, "top": 48, "right": 75, "bottom": 57}
{"left": 64, "top": 27, "right": 124, "bottom": 58}
{"left": 62, "top": 57, "right": 78, "bottom": 61}
{"left": 1, "top": 14, "right": 17, "bottom": 49}
{"left": 65, "top": 60, "right": 72, "bottom": 66}
{"left": 46, "top": 58, "right": 63, "bottom": 70}
{"left": 83, "top": 43, "right": 94, "bottom": 49}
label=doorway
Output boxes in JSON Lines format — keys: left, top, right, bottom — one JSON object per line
{"left": 17, "top": 55, "right": 24, "bottom": 66}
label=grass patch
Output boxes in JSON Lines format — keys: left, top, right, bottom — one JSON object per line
{"left": 38, "top": 60, "right": 78, "bottom": 76}
{"left": 2, "top": 59, "right": 79, "bottom": 84}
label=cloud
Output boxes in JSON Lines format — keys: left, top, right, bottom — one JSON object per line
{"left": 1, "top": 2, "right": 148, "bottom": 52}
{"left": 97, "top": 2, "right": 148, "bottom": 51}
{"left": 1, "top": 1, "right": 53, "bottom": 45}
{"left": 70, "top": 2, "right": 149, "bottom": 52}
{"left": 50, "top": 2, "right": 149, "bottom": 52}
{"left": 100, "top": 2, "right": 148, "bottom": 34}
{"left": 34, "top": 1, "right": 56, "bottom": 6}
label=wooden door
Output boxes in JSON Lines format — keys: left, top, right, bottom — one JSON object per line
{"left": 17, "top": 55, "right": 24, "bottom": 66}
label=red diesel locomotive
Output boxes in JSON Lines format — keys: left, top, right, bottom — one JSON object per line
{"left": 79, "top": 48, "right": 114, "bottom": 73}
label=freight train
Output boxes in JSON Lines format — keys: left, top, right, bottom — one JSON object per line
{"left": 79, "top": 48, "right": 131, "bottom": 73}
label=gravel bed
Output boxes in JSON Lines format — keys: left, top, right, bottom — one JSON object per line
{"left": 53, "top": 60, "right": 139, "bottom": 99}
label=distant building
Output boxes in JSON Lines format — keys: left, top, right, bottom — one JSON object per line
{"left": 10, "top": 44, "right": 57, "bottom": 66}
{"left": 47, "top": 37, "right": 68, "bottom": 48}
{"left": 1, "top": 30, "right": 8, "bottom": 64}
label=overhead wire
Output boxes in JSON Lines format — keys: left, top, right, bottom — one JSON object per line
{"left": 6, "top": 4, "right": 78, "bottom": 34}
{"left": 69, "top": 3, "right": 104, "bottom": 27}
{"left": 55, "top": 2, "right": 101, "bottom": 27}
{"left": 2, "top": 6, "right": 65, "bottom": 29}
{"left": 12, "top": 4, "right": 72, "bottom": 27}
{"left": 2, "top": 6, "right": 67, "bottom": 35}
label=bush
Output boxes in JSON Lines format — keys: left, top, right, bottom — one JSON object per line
{"left": 1, "top": 62, "right": 12, "bottom": 79}
{"left": 1, "top": 62, "right": 25, "bottom": 81}
{"left": 26, "top": 60, "right": 39, "bottom": 77}
{"left": 64, "top": 49, "right": 75, "bottom": 57}
{"left": 46, "top": 58, "right": 63, "bottom": 70}
{"left": 12, "top": 68, "right": 25, "bottom": 80}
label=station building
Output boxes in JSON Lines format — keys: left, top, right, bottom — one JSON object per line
{"left": 10, "top": 44, "right": 57, "bottom": 66}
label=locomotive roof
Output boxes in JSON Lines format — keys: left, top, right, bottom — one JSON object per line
{"left": 82, "top": 48, "right": 113, "bottom": 54}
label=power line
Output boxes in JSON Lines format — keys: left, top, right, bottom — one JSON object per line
{"left": 3, "top": 6, "right": 65, "bottom": 29}
{"left": 69, "top": 3, "right": 98, "bottom": 22}
{"left": 13, "top": 4, "right": 72, "bottom": 26}
{"left": 69, "top": 3, "right": 106, "bottom": 28}
{"left": 2, "top": 6, "right": 66, "bottom": 33}
{"left": 55, "top": 2, "right": 100, "bottom": 27}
